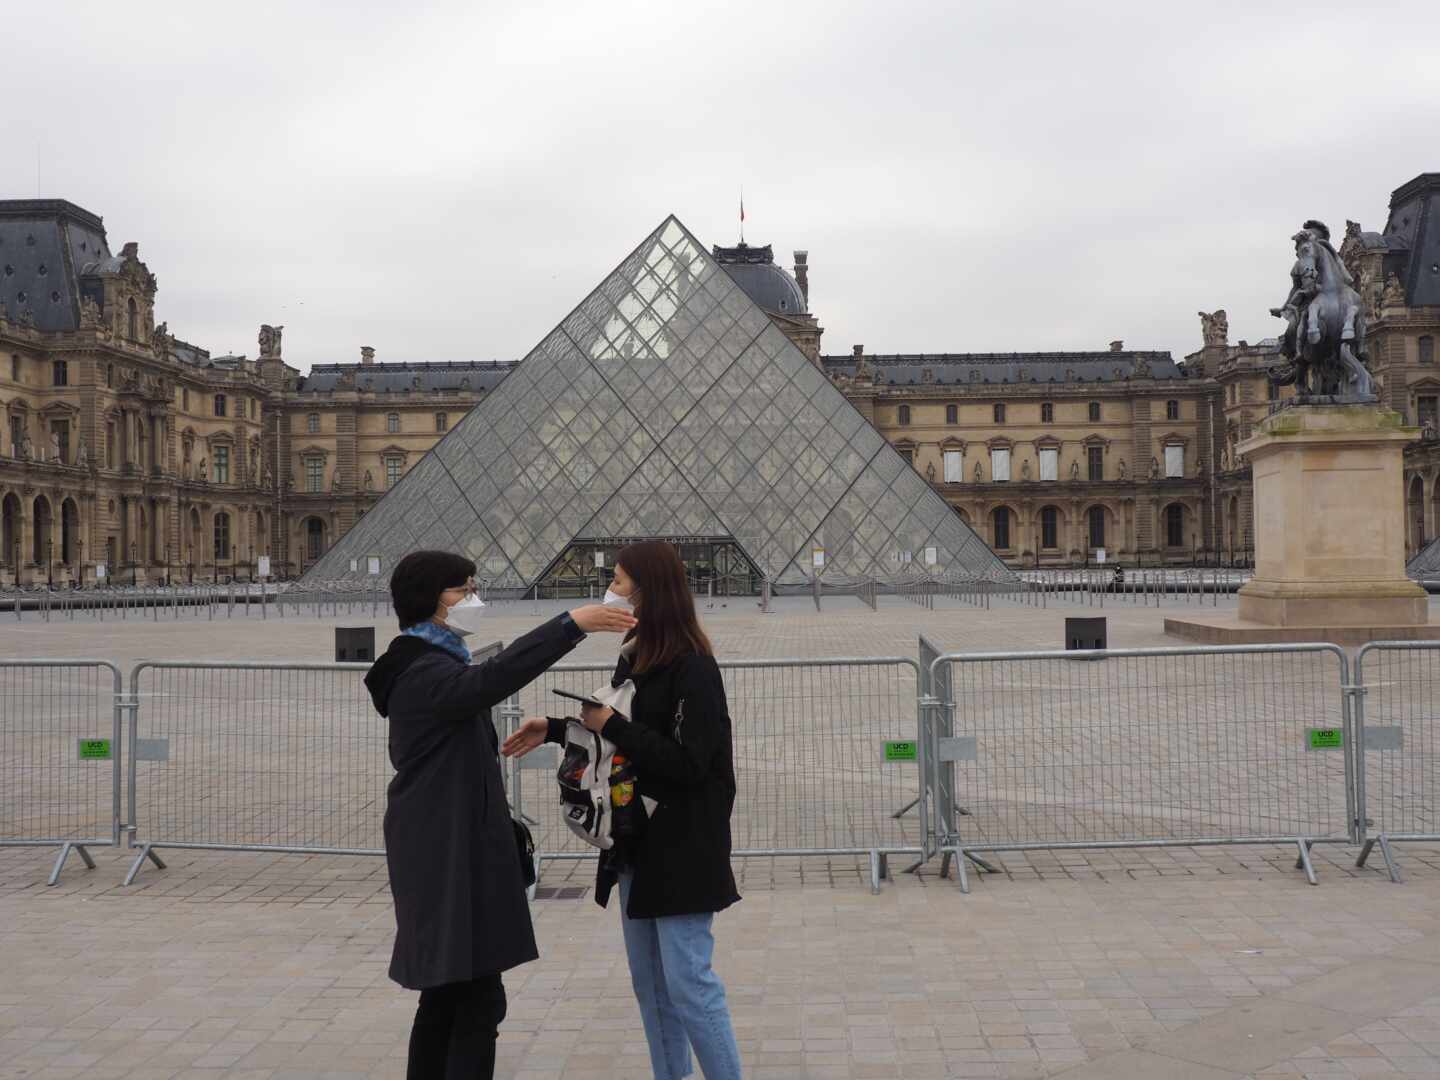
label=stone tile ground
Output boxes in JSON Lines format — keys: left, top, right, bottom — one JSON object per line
{"left": 3, "top": 595, "right": 1440, "bottom": 1077}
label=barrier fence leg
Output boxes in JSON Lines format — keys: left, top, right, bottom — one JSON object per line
{"left": 1294, "top": 839, "right": 1318, "bottom": 886}
{"left": 123, "top": 844, "right": 167, "bottom": 886}
{"left": 868, "top": 851, "right": 883, "bottom": 895}
{"left": 1356, "top": 834, "right": 1402, "bottom": 883}
{"left": 47, "top": 842, "right": 97, "bottom": 886}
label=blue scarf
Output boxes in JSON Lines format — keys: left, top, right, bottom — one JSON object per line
{"left": 403, "top": 620, "right": 471, "bottom": 664}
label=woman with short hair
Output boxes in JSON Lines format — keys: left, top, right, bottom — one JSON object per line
{"left": 504, "top": 540, "right": 742, "bottom": 1079}
{"left": 365, "top": 549, "right": 634, "bottom": 1079}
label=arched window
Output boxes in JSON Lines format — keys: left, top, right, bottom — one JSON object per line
{"left": 993, "top": 403, "right": 1006, "bottom": 424}
{"left": 61, "top": 499, "right": 79, "bottom": 564}
{"left": 945, "top": 404, "right": 957, "bottom": 425}
{"left": 1165, "top": 503, "right": 1186, "bottom": 548}
{"left": 1421, "top": 336, "right": 1435, "bottom": 365}
{"left": 1, "top": 493, "right": 19, "bottom": 567}
{"left": 306, "top": 413, "right": 320, "bottom": 434}
{"left": 214, "top": 512, "right": 231, "bottom": 561}
{"left": 387, "top": 412, "right": 400, "bottom": 434}
{"left": 1088, "top": 401, "right": 1102, "bottom": 422}
{"left": 897, "top": 405, "right": 910, "bottom": 426}
{"left": 1088, "top": 505, "right": 1106, "bottom": 549}
{"left": 127, "top": 298, "right": 138, "bottom": 340}
{"left": 32, "top": 495, "right": 52, "bottom": 564}
{"left": 306, "top": 518, "right": 326, "bottom": 562}
{"left": 1040, "top": 506, "right": 1058, "bottom": 550}
{"left": 992, "top": 506, "right": 1012, "bottom": 550}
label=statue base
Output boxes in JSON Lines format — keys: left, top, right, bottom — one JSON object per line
{"left": 1167, "top": 404, "right": 1430, "bottom": 645}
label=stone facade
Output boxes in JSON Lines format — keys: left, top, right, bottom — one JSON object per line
{"left": 6, "top": 178, "right": 1435, "bottom": 582}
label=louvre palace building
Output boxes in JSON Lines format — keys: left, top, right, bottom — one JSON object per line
{"left": 2, "top": 174, "right": 1437, "bottom": 587}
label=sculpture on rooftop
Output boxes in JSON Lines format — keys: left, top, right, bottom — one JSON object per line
{"left": 1199, "top": 309, "right": 1229, "bottom": 348}
{"left": 258, "top": 324, "right": 284, "bottom": 359}
{"left": 1266, "top": 220, "right": 1376, "bottom": 403}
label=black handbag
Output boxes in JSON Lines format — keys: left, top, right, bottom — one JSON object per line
{"left": 511, "top": 814, "right": 536, "bottom": 888}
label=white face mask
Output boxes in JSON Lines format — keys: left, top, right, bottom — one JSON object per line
{"left": 603, "top": 587, "right": 633, "bottom": 608}
{"left": 442, "top": 593, "right": 487, "bottom": 635}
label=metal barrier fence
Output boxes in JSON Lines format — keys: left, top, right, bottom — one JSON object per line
{"left": 17, "top": 641, "right": 1440, "bottom": 895}
{"left": 926, "top": 644, "right": 1355, "bottom": 891}
{"left": 123, "top": 661, "right": 383, "bottom": 884}
{"left": 1353, "top": 642, "right": 1440, "bottom": 883}
{"left": 0, "top": 660, "right": 123, "bottom": 884}
{"left": 501, "top": 657, "right": 924, "bottom": 891}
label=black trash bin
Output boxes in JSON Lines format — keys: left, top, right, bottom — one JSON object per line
{"left": 1065, "top": 617, "right": 1107, "bottom": 652}
{"left": 335, "top": 626, "right": 376, "bottom": 663}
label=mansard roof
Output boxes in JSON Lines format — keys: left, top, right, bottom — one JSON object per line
{"left": 296, "top": 360, "right": 518, "bottom": 394}
{"left": 819, "top": 350, "right": 1184, "bottom": 386}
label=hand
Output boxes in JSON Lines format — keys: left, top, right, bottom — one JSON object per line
{"left": 569, "top": 605, "right": 637, "bottom": 635}
{"left": 501, "top": 717, "right": 548, "bottom": 758}
{"left": 579, "top": 703, "right": 614, "bottom": 733}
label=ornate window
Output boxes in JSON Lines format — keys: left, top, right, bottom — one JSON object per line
{"left": 213, "top": 445, "right": 230, "bottom": 484}
{"left": 1166, "top": 503, "right": 1185, "bottom": 548}
{"left": 1041, "top": 402, "right": 1054, "bottom": 423}
{"left": 1165, "top": 444, "right": 1184, "bottom": 478}
{"left": 897, "top": 405, "right": 910, "bottom": 426}
{"left": 385, "top": 456, "right": 402, "bottom": 488}
{"left": 992, "top": 506, "right": 1012, "bottom": 550}
{"left": 1040, "top": 506, "right": 1059, "bottom": 550}
{"left": 942, "top": 448, "right": 963, "bottom": 484}
{"left": 990, "top": 447, "right": 1011, "bottom": 482}
{"left": 1088, "top": 505, "right": 1106, "bottom": 549}
{"left": 387, "top": 412, "right": 400, "bottom": 434}
{"left": 307, "top": 413, "right": 320, "bottom": 434}
{"left": 1088, "top": 401, "right": 1102, "bottom": 422}
{"left": 1039, "top": 446, "right": 1059, "bottom": 481}
{"left": 1087, "top": 445, "right": 1104, "bottom": 481}
{"left": 305, "top": 456, "right": 324, "bottom": 493}
{"left": 214, "top": 512, "right": 232, "bottom": 561}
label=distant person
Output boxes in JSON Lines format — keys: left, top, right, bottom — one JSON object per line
{"left": 365, "top": 550, "right": 634, "bottom": 1080}
{"left": 504, "top": 540, "right": 742, "bottom": 1079}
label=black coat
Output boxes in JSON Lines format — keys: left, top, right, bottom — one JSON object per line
{"left": 365, "top": 615, "right": 581, "bottom": 989}
{"left": 554, "top": 652, "right": 741, "bottom": 919}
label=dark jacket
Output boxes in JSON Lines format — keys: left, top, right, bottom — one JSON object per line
{"left": 551, "top": 650, "right": 740, "bottom": 919}
{"left": 365, "top": 614, "right": 583, "bottom": 989}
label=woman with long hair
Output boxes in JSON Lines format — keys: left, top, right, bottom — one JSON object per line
{"left": 503, "top": 540, "right": 743, "bottom": 1079}
{"left": 365, "top": 550, "right": 635, "bottom": 1079}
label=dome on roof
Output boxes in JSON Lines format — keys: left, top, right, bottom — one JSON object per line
{"left": 711, "top": 242, "right": 807, "bottom": 315}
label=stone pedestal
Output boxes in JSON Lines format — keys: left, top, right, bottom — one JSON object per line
{"left": 1167, "top": 405, "right": 1437, "bottom": 645}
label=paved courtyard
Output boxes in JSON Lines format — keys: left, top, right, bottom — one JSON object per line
{"left": 4, "top": 594, "right": 1440, "bottom": 1078}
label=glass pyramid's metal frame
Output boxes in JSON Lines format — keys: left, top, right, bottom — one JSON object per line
{"left": 302, "top": 217, "right": 1016, "bottom": 589}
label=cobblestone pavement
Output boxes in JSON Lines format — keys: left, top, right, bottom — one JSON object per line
{"left": 4, "top": 598, "right": 1440, "bottom": 1078}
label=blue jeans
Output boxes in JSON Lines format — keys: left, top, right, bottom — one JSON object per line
{"left": 618, "top": 872, "right": 742, "bottom": 1080}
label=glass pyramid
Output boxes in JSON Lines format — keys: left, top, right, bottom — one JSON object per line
{"left": 302, "top": 217, "right": 1015, "bottom": 589}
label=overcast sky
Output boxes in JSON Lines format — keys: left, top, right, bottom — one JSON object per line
{"left": 5, "top": 1, "right": 1437, "bottom": 373}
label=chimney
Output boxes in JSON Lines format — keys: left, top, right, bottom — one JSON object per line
{"left": 361, "top": 345, "right": 375, "bottom": 366}
{"left": 793, "top": 250, "right": 810, "bottom": 304}
{"left": 852, "top": 344, "right": 864, "bottom": 358}
{"left": 1109, "top": 340, "right": 1124, "bottom": 352}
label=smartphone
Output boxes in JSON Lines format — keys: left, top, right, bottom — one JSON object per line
{"left": 551, "top": 688, "right": 608, "bottom": 709}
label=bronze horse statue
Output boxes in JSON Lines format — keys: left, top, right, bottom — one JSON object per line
{"left": 1267, "top": 220, "right": 1375, "bottom": 401}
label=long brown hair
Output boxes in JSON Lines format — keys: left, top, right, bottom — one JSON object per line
{"left": 616, "top": 540, "right": 713, "bottom": 673}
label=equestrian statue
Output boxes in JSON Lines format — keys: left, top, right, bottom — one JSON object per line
{"left": 1267, "top": 220, "right": 1375, "bottom": 402}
